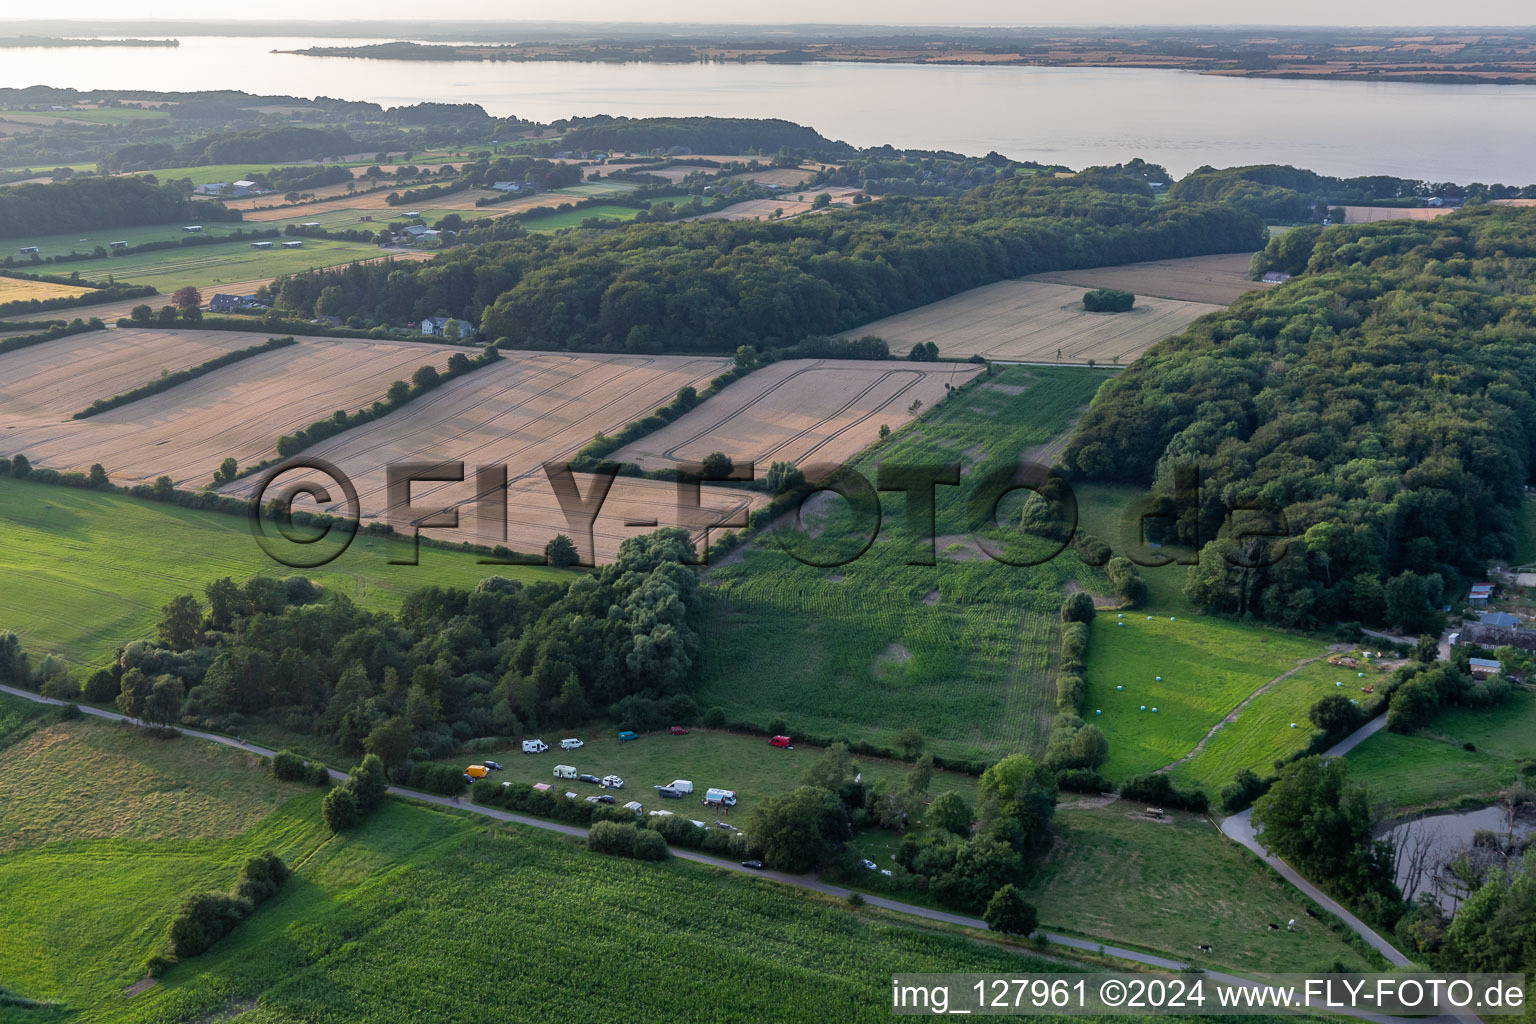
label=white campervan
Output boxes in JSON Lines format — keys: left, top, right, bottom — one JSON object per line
{"left": 522, "top": 739, "right": 548, "bottom": 754}
{"left": 703, "top": 788, "right": 737, "bottom": 807}
{"left": 553, "top": 764, "right": 578, "bottom": 780}
{"left": 560, "top": 738, "right": 584, "bottom": 750}
{"left": 665, "top": 779, "right": 693, "bottom": 794}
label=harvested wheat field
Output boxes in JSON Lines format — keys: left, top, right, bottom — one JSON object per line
{"left": 2, "top": 332, "right": 457, "bottom": 487}
{"left": 0, "top": 327, "right": 263, "bottom": 419}
{"left": 689, "top": 186, "right": 863, "bottom": 222}
{"left": 1337, "top": 205, "right": 1455, "bottom": 224}
{"left": 842, "top": 280, "right": 1222, "bottom": 363}
{"left": 718, "top": 166, "right": 823, "bottom": 188}
{"left": 611, "top": 358, "right": 982, "bottom": 473}
{"left": 0, "top": 276, "right": 95, "bottom": 303}
{"left": 219, "top": 351, "right": 759, "bottom": 561}
{"left": 1024, "top": 252, "right": 1262, "bottom": 306}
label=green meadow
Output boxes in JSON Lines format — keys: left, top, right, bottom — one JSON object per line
{"left": 1082, "top": 613, "right": 1319, "bottom": 781}
{"left": 1169, "top": 656, "right": 1393, "bottom": 793}
{"left": 521, "top": 203, "right": 641, "bottom": 231}
{"left": 0, "top": 698, "right": 1072, "bottom": 1024}
{"left": 0, "top": 479, "right": 567, "bottom": 671}
{"left": 1347, "top": 687, "right": 1536, "bottom": 812}
{"left": 697, "top": 366, "right": 1112, "bottom": 763}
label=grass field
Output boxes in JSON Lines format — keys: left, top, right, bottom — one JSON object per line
{"left": 1168, "top": 656, "right": 1395, "bottom": 793}
{"left": 696, "top": 366, "right": 1112, "bottom": 762}
{"left": 0, "top": 276, "right": 94, "bottom": 302}
{"left": 0, "top": 710, "right": 295, "bottom": 855}
{"left": 0, "top": 479, "right": 568, "bottom": 671}
{"left": 520, "top": 203, "right": 640, "bottom": 231}
{"left": 0, "top": 107, "right": 168, "bottom": 125}
{"left": 0, "top": 703, "right": 1072, "bottom": 1024}
{"left": 2, "top": 222, "right": 253, "bottom": 258}
{"left": 1082, "top": 614, "right": 1321, "bottom": 781}
{"left": 454, "top": 729, "right": 981, "bottom": 825}
{"left": 1073, "top": 482, "right": 1195, "bottom": 613}
{"left": 1347, "top": 687, "right": 1536, "bottom": 812}
{"left": 838, "top": 280, "right": 1222, "bottom": 364}
{"left": 67, "top": 237, "right": 382, "bottom": 291}
{"left": 1022, "top": 803, "right": 1381, "bottom": 973}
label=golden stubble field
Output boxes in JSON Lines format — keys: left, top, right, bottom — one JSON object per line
{"left": 222, "top": 351, "right": 762, "bottom": 562}
{"left": 1, "top": 329, "right": 459, "bottom": 487}
{"left": 0, "top": 276, "right": 96, "bottom": 303}
{"left": 1024, "top": 252, "right": 1263, "bottom": 306}
{"left": 610, "top": 358, "right": 983, "bottom": 473}
{"left": 841, "top": 279, "right": 1224, "bottom": 363}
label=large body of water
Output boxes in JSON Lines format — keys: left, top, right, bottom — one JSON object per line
{"left": 3, "top": 35, "right": 1536, "bottom": 181}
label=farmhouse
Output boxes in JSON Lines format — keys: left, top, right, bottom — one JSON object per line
{"left": 421, "top": 316, "right": 475, "bottom": 340}
{"left": 230, "top": 180, "right": 264, "bottom": 197}
{"left": 194, "top": 182, "right": 228, "bottom": 197}
{"left": 491, "top": 180, "right": 531, "bottom": 193}
{"left": 1480, "top": 611, "right": 1520, "bottom": 628}
{"left": 1470, "top": 657, "right": 1503, "bottom": 679}
{"left": 1461, "top": 622, "right": 1536, "bottom": 653}
{"left": 208, "top": 293, "right": 265, "bottom": 313}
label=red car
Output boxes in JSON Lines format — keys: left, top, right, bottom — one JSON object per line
{"left": 769, "top": 735, "right": 791, "bottom": 748}
{"left": 670, "top": 726, "right": 689, "bottom": 735}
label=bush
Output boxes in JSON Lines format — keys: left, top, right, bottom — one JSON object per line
{"left": 1219, "top": 768, "right": 1272, "bottom": 813}
{"left": 271, "top": 750, "right": 308, "bottom": 782}
{"left": 983, "top": 883, "right": 1038, "bottom": 936}
{"left": 588, "top": 820, "right": 639, "bottom": 857}
{"left": 321, "top": 784, "right": 359, "bottom": 831}
{"left": 1060, "top": 592, "right": 1095, "bottom": 623}
{"left": 1119, "top": 772, "right": 1209, "bottom": 812}
{"left": 633, "top": 828, "right": 671, "bottom": 861}
{"left": 143, "top": 953, "right": 175, "bottom": 979}
{"left": 1082, "top": 288, "right": 1135, "bottom": 313}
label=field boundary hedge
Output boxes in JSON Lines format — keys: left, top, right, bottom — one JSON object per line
{"left": 0, "top": 317, "right": 105, "bottom": 355}
{"left": 75, "top": 336, "right": 296, "bottom": 419}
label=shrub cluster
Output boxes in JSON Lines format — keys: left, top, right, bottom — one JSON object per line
{"left": 321, "top": 753, "right": 389, "bottom": 831}
{"left": 1119, "top": 771, "right": 1209, "bottom": 813}
{"left": 1082, "top": 288, "right": 1135, "bottom": 312}
{"left": 147, "top": 852, "right": 289, "bottom": 976}
{"left": 270, "top": 749, "right": 331, "bottom": 787}
{"left": 587, "top": 820, "right": 670, "bottom": 861}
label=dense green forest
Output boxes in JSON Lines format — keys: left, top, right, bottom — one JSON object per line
{"left": 264, "top": 175, "right": 1265, "bottom": 351}
{"left": 550, "top": 115, "right": 855, "bottom": 158}
{"left": 1170, "top": 164, "right": 1536, "bottom": 222}
{"left": 1063, "top": 206, "right": 1536, "bottom": 631}
{"left": 0, "top": 176, "right": 241, "bottom": 238}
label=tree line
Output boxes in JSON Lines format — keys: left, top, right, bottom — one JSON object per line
{"left": 0, "top": 176, "right": 240, "bottom": 238}
{"left": 261, "top": 175, "right": 1266, "bottom": 353}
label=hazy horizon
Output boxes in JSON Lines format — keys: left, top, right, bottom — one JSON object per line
{"left": 9, "top": 9, "right": 1536, "bottom": 29}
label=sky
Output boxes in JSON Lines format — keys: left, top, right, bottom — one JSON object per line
{"left": 27, "top": 2, "right": 1536, "bottom": 26}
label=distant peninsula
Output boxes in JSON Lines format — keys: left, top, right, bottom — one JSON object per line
{"left": 0, "top": 36, "right": 178, "bottom": 48}
{"left": 276, "top": 32, "right": 1536, "bottom": 84}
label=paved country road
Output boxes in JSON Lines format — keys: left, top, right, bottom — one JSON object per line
{"left": 1, "top": 683, "right": 1450, "bottom": 1022}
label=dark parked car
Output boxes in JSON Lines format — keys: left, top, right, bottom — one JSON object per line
{"left": 658, "top": 787, "right": 684, "bottom": 799}
{"left": 741, "top": 860, "right": 764, "bottom": 870}
{"left": 483, "top": 760, "right": 504, "bottom": 771}
{"left": 669, "top": 726, "right": 689, "bottom": 735}
{"left": 578, "top": 774, "right": 601, "bottom": 784}
{"left": 593, "top": 793, "right": 616, "bottom": 804}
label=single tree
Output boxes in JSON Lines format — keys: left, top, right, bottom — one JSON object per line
{"left": 157, "top": 594, "right": 204, "bottom": 651}
{"left": 700, "top": 451, "right": 735, "bottom": 478}
{"left": 983, "top": 884, "right": 1038, "bottom": 936}
{"left": 546, "top": 534, "right": 580, "bottom": 568}
{"left": 170, "top": 285, "right": 202, "bottom": 310}
{"left": 87, "top": 463, "right": 109, "bottom": 488}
